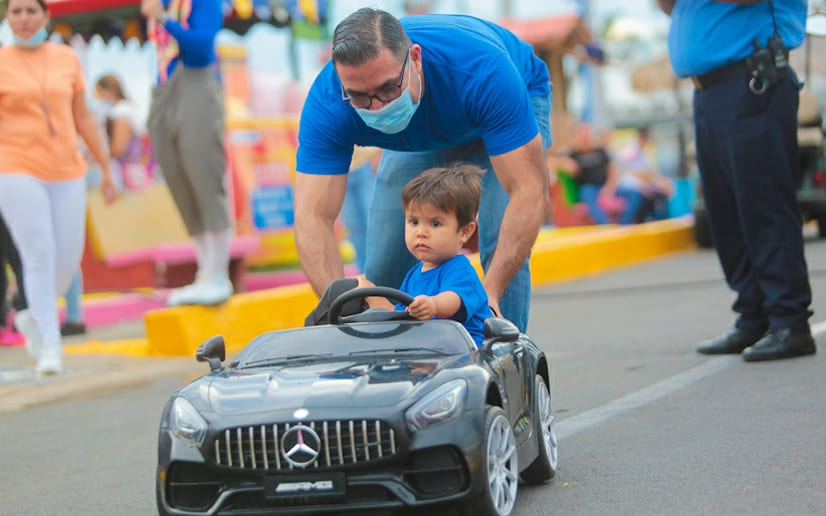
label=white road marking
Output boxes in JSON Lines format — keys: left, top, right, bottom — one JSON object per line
{"left": 556, "top": 320, "right": 826, "bottom": 441}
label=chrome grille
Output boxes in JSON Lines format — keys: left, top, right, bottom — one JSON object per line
{"left": 212, "top": 420, "right": 398, "bottom": 471}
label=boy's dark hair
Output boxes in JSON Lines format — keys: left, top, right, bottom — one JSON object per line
{"left": 402, "top": 163, "right": 484, "bottom": 228}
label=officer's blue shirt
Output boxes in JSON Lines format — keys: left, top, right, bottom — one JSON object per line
{"left": 296, "top": 14, "right": 551, "bottom": 175}
{"left": 394, "top": 254, "right": 492, "bottom": 347}
{"left": 667, "top": 0, "right": 806, "bottom": 78}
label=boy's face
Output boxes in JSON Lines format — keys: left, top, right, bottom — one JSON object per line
{"left": 404, "top": 201, "right": 475, "bottom": 270}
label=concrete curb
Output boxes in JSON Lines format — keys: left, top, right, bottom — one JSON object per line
{"left": 73, "top": 217, "right": 696, "bottom": 357}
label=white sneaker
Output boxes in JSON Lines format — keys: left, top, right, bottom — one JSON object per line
{"left": 14, "top": 310, "right": 43, "bottom": 359}
{"left": 175, "top": 275, "right": 234, "bottom": 306}
{"left": 167, "top": 283, "right": 201, "bottom": 307}
{"left": 35, "top": 345, "right": 64, "bottom": 375}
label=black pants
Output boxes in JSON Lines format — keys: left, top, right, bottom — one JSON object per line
{"left": 0, "top": 213, "right": 26, "bottom": 323}
{"left": 693, "top": 69, "right": 812, "bottom": 333}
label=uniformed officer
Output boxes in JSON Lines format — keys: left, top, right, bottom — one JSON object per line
{"left": 658, "top": 0, "right": 816, "bottom": 361}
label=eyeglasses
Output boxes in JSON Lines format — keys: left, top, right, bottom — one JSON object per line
{"left": 341, "top": 50, "right": 410, "bottom": 110}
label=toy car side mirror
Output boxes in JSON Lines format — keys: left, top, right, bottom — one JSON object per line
{"left": 196, "top": 335, "right": 226, "bottom": 371}
{"left": 481, "top": 317, "right": 520, "bottom": 351}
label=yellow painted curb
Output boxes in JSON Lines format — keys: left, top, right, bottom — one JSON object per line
{"left": 144, "top": 283, "right": 319, "bottom": 356}
{"left": 73, "top": 217, "right": 695, "bottom": 357}
{"left": 530, "top": 217, "right": 696, "bottom": 285}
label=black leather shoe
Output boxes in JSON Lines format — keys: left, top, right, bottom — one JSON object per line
{"left": 742, "top": 328, "right": 816, "bottom": 362}
{"left": 696, "top": 328, "right": 765, "bottom": 355}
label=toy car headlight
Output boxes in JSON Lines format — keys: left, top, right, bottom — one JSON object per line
{"left": 169, "top": 397, "right": 207, "bottom": 445}
{"left": 406, "top": 379, "right": 467, "bottom": 431}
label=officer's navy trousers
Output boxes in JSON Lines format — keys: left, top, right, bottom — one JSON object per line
{"left": 693, "top": 69, "right": 812, "bottom": 333}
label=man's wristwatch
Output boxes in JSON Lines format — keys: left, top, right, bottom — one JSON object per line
{"left": 158, "top": 11, "right": 169, "bottom": 24}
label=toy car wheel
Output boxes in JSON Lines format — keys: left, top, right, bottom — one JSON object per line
{"left": 520, "top": 375, "right": 558, "bottom": 484}
{"left": 461, "top": 406, "right": 518, "bottom": 516}
{"left": 156, "top": 476, "right": 170, "bottom": 516}
{"left": 328, "top": 286, "right": 415, "bottom": 324}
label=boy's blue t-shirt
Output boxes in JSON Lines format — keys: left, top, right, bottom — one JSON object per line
{"left": 394, "top": 255, "right": 492, "bottom": 347}
{"left": 296, "top": 13, "right": 551, "bottom": 175}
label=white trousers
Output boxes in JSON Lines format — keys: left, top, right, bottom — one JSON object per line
{"left": 0, "top": 174, "right": 86, "bottom": 347}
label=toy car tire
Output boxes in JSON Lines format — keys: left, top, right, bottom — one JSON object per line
{"left": 520, "top": 375, "right": 559, "bottom": 484}
{"left": 461, "top": 405, "right": 518, "bottom": 516}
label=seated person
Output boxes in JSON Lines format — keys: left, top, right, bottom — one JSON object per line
{"left": 359, "top": 163, "right": 492, "bottom": 346}
{"left": 615, "top": 127, "right": 673, "bottom": 223}
{"left": 554, "top": 123, "right": 620, "bottom": 225}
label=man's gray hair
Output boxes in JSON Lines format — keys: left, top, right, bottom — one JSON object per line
{"left": 332, "top": 7, "right": 412, "bottom": 66}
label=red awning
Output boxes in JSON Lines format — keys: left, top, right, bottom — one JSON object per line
{"left": 46, "top": 0, "right": 139, "bottom": 17}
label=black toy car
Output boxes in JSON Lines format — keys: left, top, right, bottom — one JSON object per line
{"left": 156, "top": 286, "right": 558, "bottom": 515}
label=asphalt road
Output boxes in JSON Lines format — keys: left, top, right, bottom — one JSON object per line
{"left": 1, "top": 239, "right": 825, "bottom": 516}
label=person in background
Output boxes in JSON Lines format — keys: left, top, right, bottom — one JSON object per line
{"left": 294, "top": 8, "right": 551, "bottom": 333}
{"left": 554, "top": 123, "right": 620, "bottom": 225}
{"left": 0, "top": 0, "right": 117, "bottom": 374}
{"left": 614, "top": 126, "right": 673, "bottom": 224}
{"left": 0, "top": 214, "right": 26, "bottom": 346}
{"left": 95, "top": 73, "right": 148, "bottom": 190}
{"left": 658, "top": 0, "right": 815, "bottom": 361}
{"left": 359, "top": 163, "right": 492, "bottom": 346}
{"left": 141, "top": 0, "right": 232, "bottom": 306}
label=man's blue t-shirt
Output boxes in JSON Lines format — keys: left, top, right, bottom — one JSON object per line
{"left": 394, "top": 254, "right": 492, "bottom": 347}
{"left": 667, "top": 0, "right": 806, "bottom": 78}
{"left": 296, "top": 14, "right": 551, "bottom": 175}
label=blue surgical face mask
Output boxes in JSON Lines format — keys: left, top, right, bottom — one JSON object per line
{"left": 14, "top": 27, "right": 48, "bottom": 48}
{"left": 355, "top": 71, "right": 421, "bottom": 135}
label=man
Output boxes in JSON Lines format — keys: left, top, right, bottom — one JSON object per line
{"left": 294, "top": 8, "right": 551, "bottom": 332}
{"left": 658, "top": 0, "right": 816, "bottom": 361}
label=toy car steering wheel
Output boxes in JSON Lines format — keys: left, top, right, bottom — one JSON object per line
{"left": 328, "top": 287, "right": 415, "bottom": 324}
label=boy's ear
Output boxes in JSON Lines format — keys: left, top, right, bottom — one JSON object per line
{"left": 459, "top": 220, "right": 477, "bottom": 243}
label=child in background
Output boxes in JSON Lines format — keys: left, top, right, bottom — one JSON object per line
{"left": 361, "top": 163, "right": 492, "bottom": 346}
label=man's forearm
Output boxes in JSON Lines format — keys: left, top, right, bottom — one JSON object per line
{"left": 295, "top": 221, "right": 346, "bottom": 296}
{"left": 483, "top": 190, "right": 547, "bottom": 303}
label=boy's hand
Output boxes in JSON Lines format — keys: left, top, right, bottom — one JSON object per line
{"left": 407, "top": 295, "right": 437, "bottom": 320}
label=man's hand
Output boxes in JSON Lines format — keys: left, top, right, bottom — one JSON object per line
{"left": 407, "top": 295, "right": 437, "bottom": 320}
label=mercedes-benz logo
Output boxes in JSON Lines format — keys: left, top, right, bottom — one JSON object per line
{"left": 281, "top": 424, "right": 321, "bottom": 468}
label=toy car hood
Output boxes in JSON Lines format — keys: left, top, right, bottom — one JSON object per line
{"left": 198, "top": 356, "right": 464, "bottom": 416}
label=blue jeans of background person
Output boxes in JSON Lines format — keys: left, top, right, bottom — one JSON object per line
{"left": 340, "top": 162, "right": 375, "bottom": 272}
{"left": 615, "top": 186, "right": 644, "bottom": 224}
{"left": 578, "top": 184, "right": 609, "bottom": 224}
{"left": 363, "top": 94, "right": 551, "bottom": 333}
{"left": 694, "top": 69, "right": 811, "bottom": 333}
{"left": 64, "top": 270, "right": 83, "bottom": 324}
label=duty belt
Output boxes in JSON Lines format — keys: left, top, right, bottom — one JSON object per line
{"left": 691, "top": 58, "right": 751, "bottom": 90}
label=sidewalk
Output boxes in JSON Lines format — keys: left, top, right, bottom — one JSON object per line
{"left": 0, "top": 218, "right": 696, "bottom": 414}
{"left": 0, "top": 320, "right": 202, "bottom": 414}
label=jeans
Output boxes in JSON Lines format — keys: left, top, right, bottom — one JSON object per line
{"left": 578, "top": 184, "right": 609, "bottom": 224}
{"left": 363, "top": 94, "right": 552, "bottom": 332}
{"left": 64, "top": 270, "right": 84, "bottom": 324}
{"left": 340, "top": 162, "right": 375, "bottom": 272}
{"left": 614, "top": 186, "right": 644, "bottom": 224}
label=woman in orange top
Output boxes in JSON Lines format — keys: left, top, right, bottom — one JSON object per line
{"left": 0, "top": 0, "right": 117, "bottom": 375}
